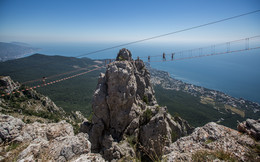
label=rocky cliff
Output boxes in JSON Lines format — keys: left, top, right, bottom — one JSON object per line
{"left": 80, "top": 48, "right": 193, "bottom": 161}
{"left": 163, "top": 121, "right": 260, "bottom": 161}
{"left": 0, "top": 114, "right": 105, "bottom": 161}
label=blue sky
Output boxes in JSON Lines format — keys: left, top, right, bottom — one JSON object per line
{"left": 0, "top": 0, "right": 259, "bottom": 44}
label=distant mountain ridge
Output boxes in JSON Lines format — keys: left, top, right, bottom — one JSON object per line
{"left": 10, "top": 42, "right": 31, "bottom": 47}
{"left": 0, "top": 42, "right": 40, "bottom": 61}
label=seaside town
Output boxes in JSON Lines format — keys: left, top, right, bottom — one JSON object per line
{"left": 147, "top": 64, "right": 260, "bottom": 116}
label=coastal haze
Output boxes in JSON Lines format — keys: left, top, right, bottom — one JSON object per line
{"left": 32, "top": 42, "right": 260, "bottom": 104}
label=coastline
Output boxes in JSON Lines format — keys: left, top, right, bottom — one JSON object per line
{"left": 146, "top": 63, "right": 260, "bottom": 119}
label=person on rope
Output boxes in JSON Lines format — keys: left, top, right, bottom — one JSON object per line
{"left": 42, "top": 77, "right": 46, "bottom": 85}
{"left": 171, "top": 53, "right": 175, "bottom": 61}
{"left": 163, "top": 53, "right": 166, "bottom": 61}
{"left": 148, "top": 56, "right": 150, "bottom": 62}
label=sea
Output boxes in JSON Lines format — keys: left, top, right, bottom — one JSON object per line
{"left": 29, "top": 42, "right": 260, "bottom": 104}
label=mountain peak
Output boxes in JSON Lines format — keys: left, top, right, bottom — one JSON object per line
{"left": 80, "top": 48, "right": 193, "bottom": 161}
{"left": 116, "top": 48, "right": 133, "bottom": 61}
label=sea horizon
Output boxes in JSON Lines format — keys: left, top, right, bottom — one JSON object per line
{"left": 29, "top": 42, "right": 260, "bottom": 104}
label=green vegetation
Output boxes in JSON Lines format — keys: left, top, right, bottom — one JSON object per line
{"left": 155, "top": 105, "right": 160, "bottom": 112}
{"left": 142, "top": 108, "right": 153, "bottom": 124}
{"left": 0, "top": 54, "right": 104, "bottom": 117}
{"left": 66, "top": 120, "right": 80, "bottom": 134}
{"left": 118, "top": 56, "right": 125, "bottom": 61}
{"left": 1, "top": 54, "right": 254, "bottom": 129}
{"left": 126, "top": 135, "right": 136, "bottom": 148}
{"left": 192, "top": 150, "right": 238, "bottom": 162}
{"left": 205, "top": 139, "right": 214, "bottom": 144}
{"left": 87, "top": 112, "right": 94, "bottom": 122}
{"left": 6, "top": 142, "right": 20, "bottom": 152}
{"left": 246, "top": 143, "right": 260, "bottom": 160}
{"left": 2, "top": 142, "right": 29, "bottom": 162}
{"left": 23, "top": 109, "right": 60, "bottom": 122}
{"left": 171, "top": 131, "right": 178, "bottom": 142}
{"left": 154, "top": 85, "right": 244, "bottom": 129}
{"left": 142, "top": 95, "right": 148, "bottom": 104}
{"left": 173, "top": 112, "right": 180, "bottom": 118}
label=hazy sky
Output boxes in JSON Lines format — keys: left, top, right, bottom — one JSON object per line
{"left": 0, "top": 0, "right": 259, "bottom": 43}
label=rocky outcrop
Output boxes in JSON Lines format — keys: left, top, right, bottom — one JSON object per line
{"left": 238, "top": 119, "right": 260, "bottom": 140}
{"left": 0, "top": 114, "right": 25, "bottom": 143}
{"left": 17, "top": 133, "right": 91, "bottom": 161}
{"left": 14, "top": 120, "right": 74, "bottom": 142}
{"left": 81, "top": 48, "right": 193, "bottom": 161}
{"left": 72, "top": 153, "right": 105, "bottom": 162}
{"left": 0, "top": 77, "right": 105, "bottom": 161}
{"left": 163, "top": 122, "right": 260, "bottom": 161}
{"left": 0, "top": 76, "right": 19, "bottom": 94}
{"left": 0, "top": 76, "right": 67, "bottom": 124}
{"left": 0, "top": 113, "right": 105, "bottom": 161}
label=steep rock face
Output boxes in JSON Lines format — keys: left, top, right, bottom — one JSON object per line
{"left": 82, "top": 48, "right": 193, "bottom": 161}
{"left": 0, "top": 114, "right": 105, "bottom": 162}
{"left": 163, "top": 122, "right": 260, "bottom": 161}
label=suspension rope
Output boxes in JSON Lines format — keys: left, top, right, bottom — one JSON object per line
{"left": 1, "top": 66, "right": 105, "bottom": 97}
{"left": 76, "top": 10, "right": 260, "bottom": 57}
{"left": 130, "top": 35, "right": 260, "bottom": 62}
{"left": 3, "top": 9, "right": 260, "bottom": 75}
{"left": 21, "top": 64, "right": 100, "bottom": 85}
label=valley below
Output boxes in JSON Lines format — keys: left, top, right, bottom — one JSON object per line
{"left": 0, "top": 54, "right": 259, "bottom": 129}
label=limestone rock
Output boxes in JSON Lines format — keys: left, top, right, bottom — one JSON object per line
{"left": 71, "top": 111, "right": 88, "bottom": 122}
{"left": 0, "top": 76, "right": 19, "bottom": 94}
{"left": 72, "top": 153, "right": 105, "bottom": 162}
{"left": 15, "top": 120, "right": 74, "bottom": 142}
{"left": 0, "top": 114, "right": 25, "bottom": 142}
{"left": 116, "top": 48, "right": 133, "bottom": 61}
{"left": 139, "top": 107, "right": 193, "bottom": 158}
{"left": 17, "top": 133, "right": 91, "bottom": 161}
{"left": 0, "top": 114, "right": 100, "bottom": 161}
{"left": 238, "top": 118, "right": 260, "bottom": 140}
{"left": 84, "top": 48, "right": 193, "bottom": 161}
{"left": 163, "top": 122, "right": 259, "bottom": 161}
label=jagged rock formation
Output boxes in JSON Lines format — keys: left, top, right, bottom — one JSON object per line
{"left": 238, "top": 119, "right": 260, "bottom": 140}
{"left": 0, "top": 114, "right": 25, "bottom": 143}
{"left": 0, "top": 114, "right": 105, "bottom": 161}
{"left": 81, "top": 48, "right": 193, "bottom": 161}
{"left": 163, "top": 122, "right": 260, "bottom": 161}
{"left": 0, "top": 76, "right": 20, "bottom": 94}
